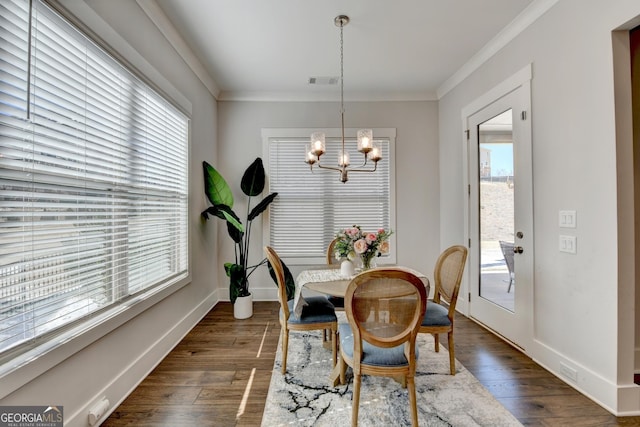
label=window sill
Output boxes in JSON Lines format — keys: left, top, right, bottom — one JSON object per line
{"left": 0, "top": 273, "right": 190, "bottom": 399}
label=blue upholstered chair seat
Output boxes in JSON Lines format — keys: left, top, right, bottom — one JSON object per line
{"left": 338, "top": 323, "right": 418, "bottom": 367}
{"left": 421, "top": 301, "right": 451, "bottom": 327}
{"left": 284, "top": 296, "right": 337, "bottom": 324}
{"left": 326, "top": 295, "right": 345, "bottom": 308}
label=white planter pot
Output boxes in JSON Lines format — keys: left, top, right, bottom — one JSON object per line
{"left": 234, "top": 294, "right": 253, "bottom": 319}
{"left": 341, "top": 259, "right": 355, "bottom": 276}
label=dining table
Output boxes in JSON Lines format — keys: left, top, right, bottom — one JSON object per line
{"left": 294, "top": 265, "right": 430, "bottom": 317}
{"left": 294, "top": 265, "right": 431, "bottom": 386}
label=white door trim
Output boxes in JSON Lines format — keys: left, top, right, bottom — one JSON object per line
{"left": 460, "top": 63, "right": 533, "bottom": 352}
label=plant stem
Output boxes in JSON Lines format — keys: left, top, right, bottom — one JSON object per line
{"left": 247, "top": 258, "right": 268, "bottom": 278}
{"left": 244, "top": 196, "right": 252, "bottom": 274}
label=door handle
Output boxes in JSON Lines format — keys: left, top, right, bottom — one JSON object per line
{"left": 514, "top": 246, "right": 524, "bottom": 254}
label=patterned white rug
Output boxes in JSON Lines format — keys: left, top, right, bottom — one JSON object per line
{"left": 262, "top": 321, "right": 523, "bottom": 426}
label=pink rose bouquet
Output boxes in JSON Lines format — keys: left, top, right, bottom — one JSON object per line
{"left": 334, "top": 225, "right": 393, "bottom": 270}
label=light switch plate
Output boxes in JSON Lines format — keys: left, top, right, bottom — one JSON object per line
{"left": 559, "top": 210, "right": 576, "bottom": 228}
{"left": 559, "top": 235, "right": 577, "bottom": 254}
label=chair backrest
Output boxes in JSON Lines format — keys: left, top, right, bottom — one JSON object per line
{"left": 326, "top": 238, "right": 338, "bottom": 265}
{"left": 499, "top": 240, "right": 515, "bottom": 275}
{"left": 433, "top": 245, "right": 468, "bottom": 314}
{"left": 345, "top": 268, "right": 427, "bottom": 354}
{"left": 264, "top": 246, "right": 290, "bottom": 318}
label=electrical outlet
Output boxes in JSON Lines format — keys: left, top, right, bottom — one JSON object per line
{"left": 560, "top": 362, "right": 578, "bottom": 382}
{"left": 559, "top": 210, "right": 576, "bottom": 228}
{"left": 88, "top": 398, "right": 110, "bottom": 426}
{"left": 559, "top": 235, "right": 577, "bottom": 254}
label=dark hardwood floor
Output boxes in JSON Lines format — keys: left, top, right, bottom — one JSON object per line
{"left": 104, "top": 301, "right": 640, "bottom": 426}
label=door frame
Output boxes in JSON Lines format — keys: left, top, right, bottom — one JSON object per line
{"left": 460, "top": 64, "right": 534, "bottom": 351}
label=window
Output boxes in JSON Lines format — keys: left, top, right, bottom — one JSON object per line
{"left": 264, "top": 128, "right": 396, "bottom": 265}
{"left": 0, "top": 0, "right": 189, "bottom": 359}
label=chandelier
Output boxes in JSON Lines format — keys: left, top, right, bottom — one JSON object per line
{"left": 304, "top": 15, "right": 382, "bottom": 183}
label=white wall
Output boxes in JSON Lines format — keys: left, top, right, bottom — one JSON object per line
{"left": 216, "top": 101, "right": 442, "bottom": 299}
{"left": 0, "top": 1, "right": 221, "bottom": 426}
{"left": 438, "top": 0, "right": 640, "bottom": 414}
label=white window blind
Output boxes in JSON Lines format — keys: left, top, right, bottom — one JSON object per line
{"left": 265, "top": 128, "right": 395, "bottom": 264}
{"left": 0, "top": 0, "right": 189, "bottom": 357}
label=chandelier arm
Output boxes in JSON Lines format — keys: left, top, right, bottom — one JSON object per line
{"left": 343, "top": 163, "right": 378, "bottom": 173}
{"left": 316, "top": 163, "right": 345, "bottom": 173}
{"left": 340, "top": 159, "right": 369, "bottom": 169}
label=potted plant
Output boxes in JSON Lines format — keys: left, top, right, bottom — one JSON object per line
{"left": 201, "top": 158, "right": 278, "bottom": 318}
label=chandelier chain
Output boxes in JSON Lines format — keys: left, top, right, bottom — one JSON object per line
{"left": 339, "top": 19, "right": 345, "bottom": 146}
{"left": 340, "top": 19, "right": 344, "bottom": 115}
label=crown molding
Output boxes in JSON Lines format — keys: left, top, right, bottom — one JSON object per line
{"left": 217, "top": 90, "right": 438, "bottom": 102}
{"left": 136, "top": 0, "right": 221, "bottom": 99}
{"left": 436, "top": 0, "right": 559, "bottom": 99}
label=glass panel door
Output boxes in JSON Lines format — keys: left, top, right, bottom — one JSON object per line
{"left": 466, "top": 68, "right": 533, "bottom": 350}
{"left": 479, "top": 110, "right": 515, "bottom": 311}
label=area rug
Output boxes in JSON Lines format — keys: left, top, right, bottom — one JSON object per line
{"left": 261, "top": 320, "right": 523, "bottom": 426}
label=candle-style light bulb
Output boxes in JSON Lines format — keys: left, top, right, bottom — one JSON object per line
{"left": 305, "top": 152, "right": 317, "bottom": 166}
{"left": 369, "top": 146, "right": 382, "bottom": 162}
{"left": 339, "top": 150, "right": 350, "bottom": 166}
{"left": 357, "top": 129, "right": 373, "bottom": 153}
{"left": 310, "top": 132, "right": 325, "bottom": 157}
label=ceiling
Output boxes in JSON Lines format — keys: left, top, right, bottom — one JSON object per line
{"left": 150, "top": 0, "right": 542, "bottom": 102}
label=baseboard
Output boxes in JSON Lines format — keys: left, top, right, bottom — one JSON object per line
{"left": 617, "top": 384, "right": 640, "bottom": 415}
{"left": 66, "top": 292, "right": 219, "bottom": 426}
{"left": 532, "top": 338, "right": 640, "bottom": 415}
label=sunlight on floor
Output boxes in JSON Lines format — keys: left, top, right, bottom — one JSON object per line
{"left": 256, "top": 322, "right": 271, "bottom": 358}
{"left": 237, "top": 367, "right": 256, "bottom": 419}
{"left": 237, "top": 322, "right": 272, "bottom": 419}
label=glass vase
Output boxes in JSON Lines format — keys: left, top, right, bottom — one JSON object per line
{"left": 361, "top": 254, "right": 376, "bottom": 271}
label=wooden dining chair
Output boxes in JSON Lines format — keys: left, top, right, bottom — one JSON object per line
{"left": 325, "top": 238, "right": 345, "bottom": 310}
{"left": 264, "top": 246, "right": 337, "bottom": 374}
{"left": 419, "top": 245, "right": 468, "bottom": 375}
{"left": 338, "top": 268, "right": 427, "bottom": 426}
{"left": 326, "top": 237, "right": 338, "bottom": 265}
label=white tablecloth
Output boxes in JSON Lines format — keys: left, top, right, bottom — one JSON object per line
{"left": 293, "top": 266, "right": 429, "bottom": 317}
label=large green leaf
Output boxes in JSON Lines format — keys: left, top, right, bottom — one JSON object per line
{"left": 240, "top": 158, "right": 265, "bottom": 197}
{"left": 201, "top": 205, "right": 243, "bottom": 233}
{"left": 247, "top": 192, "right": 278, "bottom": 222}
{"left": 226, "top": 217, "right": 244, "bottom": 244}
{"left": 267, "top": 258, "right": 296, "bottom": 301}
{"left": 203, "top": 161, "right": 234, "bottom": 207}
{"left": 225, "top": 262, "right": 249, "bottom": 304}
